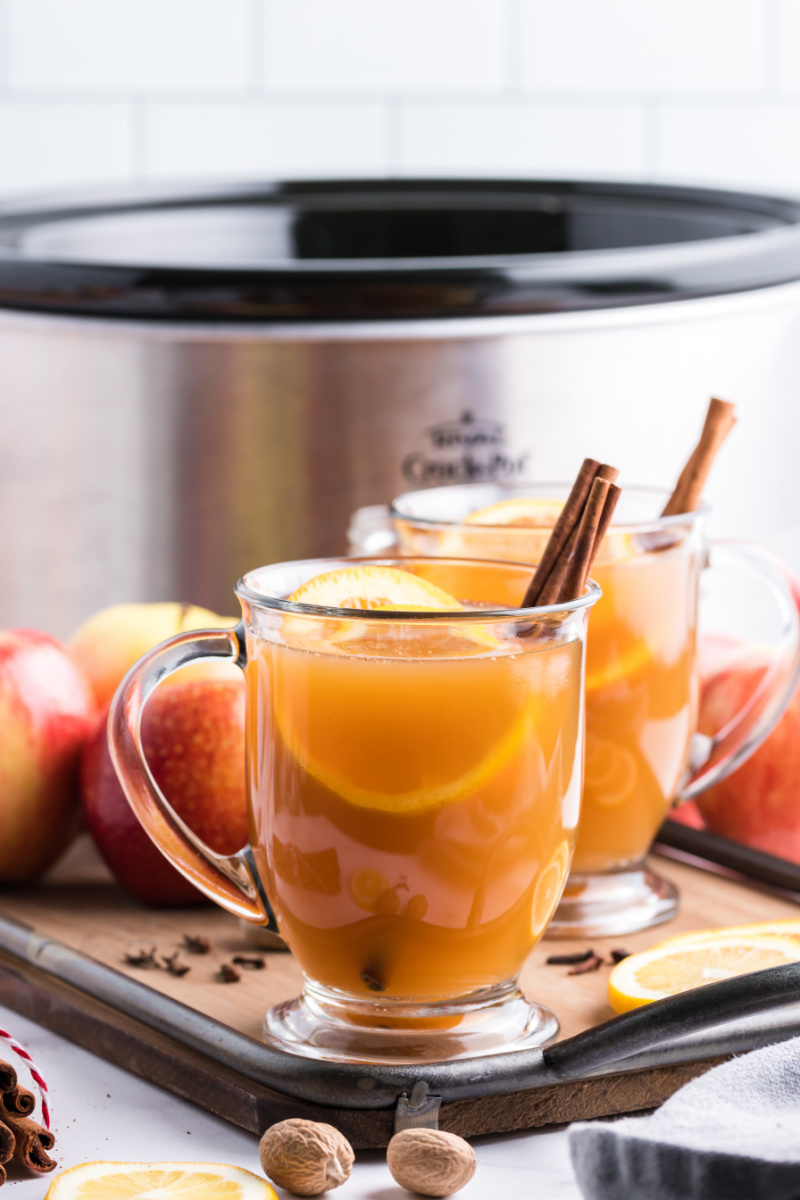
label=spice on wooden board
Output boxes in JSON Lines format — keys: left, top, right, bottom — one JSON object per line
{"left": 219, "top": 963, "right": 241, "bottom": 983}
{"left": 162, "top": 953, "right": 191, "bottom": 978}
{"left": 546, "top": 949, "right": 596, "bottom": 966}
{"left": 568, "top": 953, "right": 604, "bottom": 976}
{"left": 182, "top": 935, "right": 212, "bottom": 955}
{"left": 123, "top": 946, "right": 159, "bottom": 969}
{"left": 232, "top": 955, "right": 265, "bottom": 970}
{"left": 610, "top": 948, "right": 631, "bottom": 964}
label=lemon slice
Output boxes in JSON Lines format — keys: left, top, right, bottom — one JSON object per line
{"left": 464, "top": 497, "right": 566, "bottom": 527}
{"left": 289, "top": 566, "right": 461, "bottom": 612}
{"left": 279, "top": 697, "right": 536, "bottom": 814}
{"left": 45, "top": 1162, "right": 275, "bottom": 1200}
{"left": 585, "top": 638, "right": 652, "bottom": 692}
{"left": 608, "top": 935, "right": 800, "bottom": 1013}
{"left": 657, "top": 920, "right": 800, "bottom": 948}
{"left": 583, "top": 736, "right": 637, "bottom": 808}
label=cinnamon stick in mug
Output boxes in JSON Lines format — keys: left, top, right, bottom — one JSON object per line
{"left": 523, "top": 460, "right": 621, "bottom": 607}
{"left": 524, "top": 459, "right": 619, "bottom": 606}
{"left": 662, "top": 396, "right": 737, "bottom": 516}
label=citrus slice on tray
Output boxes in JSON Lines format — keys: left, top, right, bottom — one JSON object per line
{"left": 656, "top": 920, "right": 800, "bottom": 948}
{"left": 45, "top": 1162, "right": 275, "bottom": 1200}
{"left": 608, "top": 935, "right": 800, "bottom": 1014}
{"left": 288, "top": 565, "right": 462, "bottom": 612}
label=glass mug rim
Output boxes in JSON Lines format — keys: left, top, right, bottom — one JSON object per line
{"left": 236, "top": 554, "right": 602, "bottom": 622}
{"left": 390, "top": 481, "right": 709, "bottom": 537}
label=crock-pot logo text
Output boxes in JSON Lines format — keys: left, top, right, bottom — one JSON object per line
{"left": 402, "top": 411, "right": 529, "bottom": 485}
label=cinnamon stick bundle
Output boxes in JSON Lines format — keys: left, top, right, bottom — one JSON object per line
{"left": 523, "top": 459, "right": 621, "bottom": 607}
{"left": 662, "top": 396, "right": 737, "bottom": 516}
{"left": 0, "top": 1061, "right": 56, "bottom": 1180}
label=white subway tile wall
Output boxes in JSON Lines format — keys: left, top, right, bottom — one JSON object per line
{"left": 0, "top": 0, "right": 797, "bottom": 195}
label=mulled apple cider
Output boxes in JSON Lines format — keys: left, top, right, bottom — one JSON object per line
{"left": 109, "top": 554, "right": 599, "bottom": 1063}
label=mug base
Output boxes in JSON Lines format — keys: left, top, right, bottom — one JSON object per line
{"left": 262, "top": 979, "right": 559, "bottom": 1064}
{"left": 545, "top": 861, "right": 678, "bottom": 939}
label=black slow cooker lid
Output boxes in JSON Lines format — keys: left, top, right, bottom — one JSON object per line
{"left": 1, "top": 178, "right": 800, "bottom": 321}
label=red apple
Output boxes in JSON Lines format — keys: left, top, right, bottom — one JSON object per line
{"left": 81, "top": 679, "right": 249, "bottom": 906}
{"left": 695, "top": 647, "right": 800, "bottom": 860}
{"left": 0, "top": 629, "right": 95, "bottom": 881}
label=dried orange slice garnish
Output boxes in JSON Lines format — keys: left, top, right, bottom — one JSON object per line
{"left": 45, "top": 1162, "right": 275, "bottom": 1200}
{"left": 608, "top": 935, "right": 800, "bottom": 1013}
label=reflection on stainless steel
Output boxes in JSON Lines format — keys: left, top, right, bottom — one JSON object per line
{"left": 3, "top": 178, "right": 800, "bottom": 637}
{"left": 4, "top": 290, "right": 800, "bottom": 638}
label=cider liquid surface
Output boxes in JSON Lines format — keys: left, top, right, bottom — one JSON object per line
{"left": 247, "top": 625, "right": 581, "bottom": 1002}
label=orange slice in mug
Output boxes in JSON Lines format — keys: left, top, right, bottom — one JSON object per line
{"left": 275, "top": 566, "right": 552, "bottom": 813}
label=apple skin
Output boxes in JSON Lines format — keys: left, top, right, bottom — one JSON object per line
{"left": 0, "top": 629, "right": 95, "bottom": 882}
{"left": 81, "top": 678, "right": 249, "bottom": 906}
{"left": 695, "top": 649, "right": 800, "bottom": 861}
{"left": 69, "top": 602, "right": 239, "bottom": 710}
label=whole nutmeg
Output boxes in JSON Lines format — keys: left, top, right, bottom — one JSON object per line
{"left": 387, "top": 1128, "right": 477, "bottom": 1197}
{"left": 259, "top": 1118, "right": 355, "bottom": 1196}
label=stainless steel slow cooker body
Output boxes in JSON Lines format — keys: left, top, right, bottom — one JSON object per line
{"left": 2, "top": 179, "right": 800, "bottom": 635}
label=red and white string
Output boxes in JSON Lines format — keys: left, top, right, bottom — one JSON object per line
{"left": 0, "top": 1028, "right": 50, "bottom": 1129}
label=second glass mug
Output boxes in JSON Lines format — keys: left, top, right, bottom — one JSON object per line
{"left": 109, "top": 556, "right": 599, "bottom": 1063}
{"left": 390, "top": 483, "right": 800, "bottom": 937}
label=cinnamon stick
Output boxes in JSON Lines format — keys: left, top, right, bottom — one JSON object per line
{"left": 524, "top": 460, "right": 619, "bottom": 606}
{"left": 2, "top": 1112, "right": 56, "bottom": 1174}
{"left": 523, "top": 461, "right": 621, "bottom": 608}
{"left": 2, "top": 1085, "right": 35, "bottom": 1118}
{"left": 560, "top": 477, "right": 620, "bottom": 602}
{"left": 662, "top": 397, "right": 736, "bottom": 516}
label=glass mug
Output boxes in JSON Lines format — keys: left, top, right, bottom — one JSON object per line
{"left": 110, "top": 556, "right": 599, "bottom": 1063}
{"left": 391, "top": 484, "right": 800, "bottom": 937}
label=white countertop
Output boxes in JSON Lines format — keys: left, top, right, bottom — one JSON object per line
{"left": 1, "top": 1002, "right": 583, "bottom": 1198}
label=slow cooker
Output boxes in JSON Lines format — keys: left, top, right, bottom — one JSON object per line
{"left": 2, "top": 178, "right": 800, "bottom": 635}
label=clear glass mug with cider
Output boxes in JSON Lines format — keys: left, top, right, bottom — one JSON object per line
{"left": 391, "top": 452, "right": 800, "bottom": 938}
{"left": 109, "top": 555, "right": 599, "bottom": 1062}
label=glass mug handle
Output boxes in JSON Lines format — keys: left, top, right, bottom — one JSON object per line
{"left": 679, "top": 540, "right": 800, "bottom": 801}
{"left": 108, "top": 622, "right": 275, "bottom": 926}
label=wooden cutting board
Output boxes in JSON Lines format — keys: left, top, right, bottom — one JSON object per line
{"left": 0, "top": 838, "right": 795, "bottom": 1147}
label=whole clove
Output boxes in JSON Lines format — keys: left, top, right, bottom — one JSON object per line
{"left": 360, "top": 966, "right": 387, "bottom": 992}
{"left": 123, "top": 946, "right": 159, "bottom": 970}
{"left": 182, "top": 935, "right": 212, "bottom": 955}
{"left": 546, "top": 948, "right": 595, "bottom": 966}
{"left": 232, "top": 955, "right": 265, "bottom": 970}
{"left": 162, "top": 953, "right": 191, "bottom": 978}
{"left": 219, "top": 963, "right": 241, "bottom": 983}
{"left": 568, "top": 953, "right": 604, "bottom": 976}
{"left": 610, "top": 948, "right": 630, "bottom": 964}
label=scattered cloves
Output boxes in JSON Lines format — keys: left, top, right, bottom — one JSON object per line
{"left": 162, "top": 952, "right": 191, "bottom": 978}
{"left": 610, "top": 948, "right": 630, "bottom": 964}
{"left": 232, "top": 955, "right": 265, "bottom": 970}
{"left": 568, "top": 953, "right": 604, "bottom": 976}
{"left": 123, "top": 945, "right": 159, "bottom": 969}
{"left": 182, "top": 935, "right": 212, "bottom": 955}
{"left": 546, "top": 948, "right": 595, "bottom": 966}
{"left": 219, "top": 963, "right": 241, "bottom": 983}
